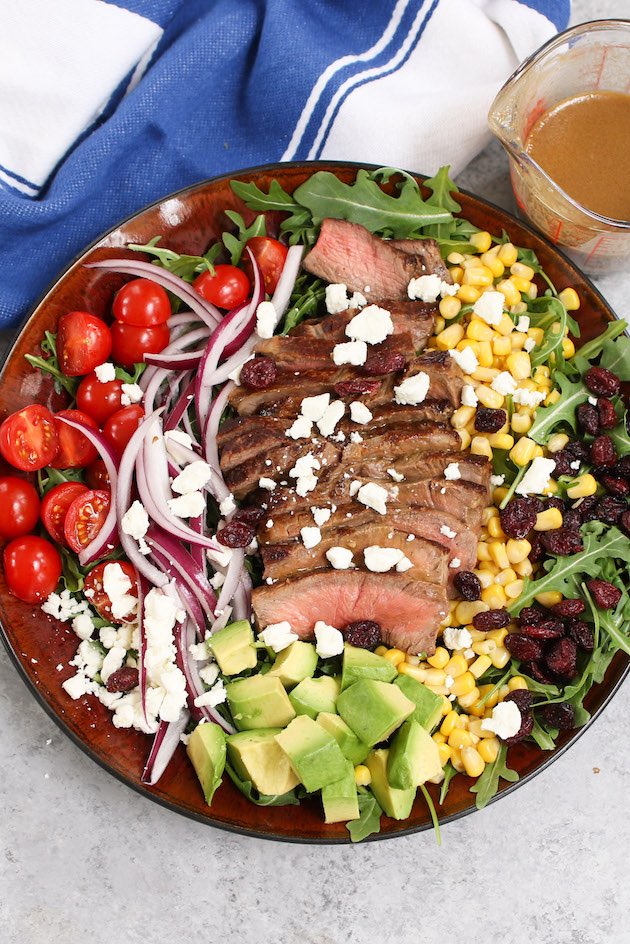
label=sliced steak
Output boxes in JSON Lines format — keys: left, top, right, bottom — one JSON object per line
{"left": 389, "top": 238, "right": 451, "bottom": 283}
{"left": 252, "top": 569, "right": 449, "bottom": 654}
{"left": 217, "top": 416, "right": 294, "bottom": 472}
{"left": 342, "top": 422, "right": 461, "bottom": 464}
{"left": 225, "top": 441, "right": 341, "bottom": 501}
{"left": 293, "top": 300, "right": 435, "bottom": 352}
{"left": 352, "top": 451, "right": 492, "bottom": 491}
{"left": 254, "top": 332, "right": 410, "bottom": 372}
{"left": 406, "top": 350, "right": 464, "bottom": 406}
{"left": 229, "top": 368, "right": 391, "bottom": 416}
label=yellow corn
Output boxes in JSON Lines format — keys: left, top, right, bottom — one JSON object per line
{"left": 470, "top": 230, "right": 493, "bottom": 253}
{"left": 436, "top": 323, "right": 464, "bottom": 350}
{"left": 439, "top": 295, "right": 462, "bottom": 320}
{"left": 526, "top": 282, "right": 538, "bottom": 300}
{"left": 437, "top": 742, "right": 452, "bottom": 767}
{"left": 461, "top": 746, "right": 486, "bottom": 778}
{"left": 511, "top": 261, "right": 535, "bottom": 280}
{"left": 432, "top": 731, "right": 447, "bottom": 744}
{"left": 449, "top": 671, "right": 477, "bottom": 697}
{"left": 475, "top": 569, "right": 495, "bottom": 590}
{"left": 493, "top": 486, "right": 509, "bottom": 504}
{"left": 486, "top": 433, "right": 514, "bottom": 451}
{"left": 458, "top": 688, "right": 481, "bottom": 710}
{"left": 505, "top": 579, "right": 525, "bottom": 599}
{"left": 509, "top": 436, "right": 537, "bottom": 466}
{"left": 383, "top": 648, "right": 406, "bottom": 666}
{"left": 472, "top": 366, "right": 500, "bottom": 383}
{"left": 472, "top": 639, "right": 496, "bottom": 657}
{"left": 506, "top": 351, "right": 531, "bottom": 380}
{"left": 469, "top": 654, "right": 492, "bottom": 679}
{"left": 511, "top": 411, "right": 533, "bottom": 436}
{"left": 566, "top": 473, "right": 598, "bottom": 499}
{"left": 497, "top": 684, "right": 511, "bottom": 702}
{"left": 495, "top": 567, "right": 517, "bottom": 587}
{"left": 463, "top": 265, "right": 494, "bottom": 287}
{"left": 457, "top": 428, "right": 472, "bottom": 449}
{"left": 471, "top": 435, "right": 493, "bottom": 459}
{"left": 397, "top": 662, "right": 429, "bottom": 682}
{"left": 508, "top": 675, "right": 528, "bottom": 692}
{"left": 477, "top": 737, "right": 500, "bottom": 763}
{"left": 545, "top": 389, "right": 561, "bottom": 406}
{"left": 447, "top": 251, "right": 466, "bottom": 265}
{"left": 492, "top": 336, "right": 512, "bottom": 357}
{"left": 488, "top": 542, "right": 510, "bottom": 570}
{"left": 481, "top": 585, "right": 508, "bottom": 609}
{"left": 448, "top": 728, "right": 474, "bottom": 750}
{"left": 506, "top": 539, "right": 531, "bottom": 564}
{"left": 476, "top": 385, "right": 504, "bottom": 409}
{"left": 477, "top": 683, "right": 501, "bottom": 709}
{"left": 559, "top": 287, "right": 580, "bottom": 310}
{"left": 375, "top": 645, "right": 388, "bottom": 656}
{"left": 456, "top": 600, "right": 489, "bottom": 625}
{"left": 562, "top": 338, "right": 575, "bottom": 358}
{"left": 543, "top": 476, "right": 558, "bottom": 493}
{"left": 467, "top": 318, "right": 494, "bottom": 342}
{"left": 514, "top": 557, "right": 534, "bottom": 577}
{"left": 534, "top": 507, "right": 563, "bottom": 531}
{"left": 535, "top": 590, "right": 563, "bottom": 608}
{"left": 458, "top": 284, "right": 481, "bottom": 304}
{"left": 440, "top": 695, "right": 452, "bottom": 716}
{"left": 497, "top": 243, "right": 518, "bottom": 266}
{"left": 433, "top": 315, "right": 446, "bottom": 335}
{"left": 445, "top": 653, "right": 469, "bottom": 679}
{"left": 477, "top": 341, "right": 494, "bottom": 368}
{"left": 487, "top": 628, "right": 508, "bottom": 645}
{"left": 450, "top": 746, "right": 465, "bottom": 772}
{"left": 354, "top": 765, "right": 371, "bottom": 787}
{"left": 482, "top": 506, "right": 499, "bottom": 524}
{"left": 476, "top": 541, "right": 491, "bottom": 562}
{"left": 451, "top": 404, "right": 476, "bottom": 429}
{"left": 511, "top": 275, "right": 532, "bottom": 294}
{"left": 440, "top": 711, "right": 460, "bottom": 737}
{"left": 495, "top": 279, "right": 521, "bottom": 307}
{"left": 490, "top": 646, "right": 510, "bottom": 669}
{"left": 449, "top": 265, "right": 464, "bottom": 284}
{"left": 547, "top": 432, "right": 570, "bottom": 453}
{"left": 420, "top": 667, "right": 447, "bottom": 686}
{"left": 428, "top": 646, "right": 450, "bottom": 669}
{"left": 487, "top": 517, "right": 506, "bottom": 540}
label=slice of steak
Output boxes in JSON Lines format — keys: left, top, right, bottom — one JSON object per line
{"left": 253, "top": 569, "right": 449, "bottom": 654}
{"left": 342, "top": 421, "right": 461, "bottom": 464}
{"left": 353, "top": 451, "right": 492, "bottom": 492}
{"left": 229, "top": 367, "right": 392, "bottom": 416}
{"left": 389, "top": 238, "right": 451, "bottom": 283}
{"left": 354, "top": 400, "right": 454, "bottom": 429}
{"left": 261, "top": 524, "right": 448, "bottom": 585}
{"left": 225, "top": 441, "right": 341, "bottom": 501}
{"left": 293, "top": 300, "right": 435, "bottom": 352}
{"left": 254, "top": 332, "right": 411, "bottom": 372}
{"left": 218, "top": 416, "right": 294, "bottom": 472}
{"left": 405, "top": 350, "right": 464, "bottom": 406}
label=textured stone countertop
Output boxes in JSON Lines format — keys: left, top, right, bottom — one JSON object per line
{"left": 1, "top": 2, "right": 628, "bottom": 941}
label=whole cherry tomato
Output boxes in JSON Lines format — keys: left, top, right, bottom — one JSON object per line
{"left": 3, "top": 535, "right": 62, "bottom": 603}
{"left": 85, "top": 459, "right": 110, "bottom": 491}
{"left": 51, "top": 410, "right": 98, "bottom": 469}
{"left": 110, "top": 322, "right": 170, "bottom": 367}
{"left": 112, "top": 279, "right": 171, "bottom": 326}
{"left": 83, "top": 560, "right": 138, "bottom": 623}
{"left": 40, "top": 482, "right": 89, "bottom": 545}
{"left": 0, "top": 477, "right": 40, "bottom": 540}
{"left": 63, "top": 489, "right": 110, "bottom": 553}
{"left": 0, "top": 405, "right": 59, "bottom": 472}
{"left": 76, "top": 374, "right": 124, "bottom": 425}
{"left": 193, "top": 265, "right": 250, "bottom": 309}
{"left": 243, "top": 237, "right": 288, "bottom": 294}
{"left": 103, "top": 404, "right": 144, "bottom": 458}
{"left": 57, "top": 311, "right": 112, "bottom": 377}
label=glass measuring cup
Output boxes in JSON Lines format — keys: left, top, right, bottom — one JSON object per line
{"left": 488, "top": 20, "right": 630, "bottom": 275}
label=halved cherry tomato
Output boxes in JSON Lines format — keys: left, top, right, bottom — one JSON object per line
{"left": 51, "top": 410, "right": 98, "bottom": 469}
{"left": 76, "top": 374, "right": 124, "bottom": 425}
{"left": 112, "top": 279, "right": 171, "bottom": 326}
{"left": 193, "top": 265, "right": 250, "bottom": 309}
{"left": 83, "top": 560, "right": 138, "bottom": 623}
{"left": 243, "top": 236, "right": 288, "bottom": 294}
{"left": 40, "top": 482, "right": 89, "bottom": 545}
{"left": 57, "top": 311, "right": 112, "bottom": 377}
{"left": 63, "top": 488, "right": 110, "bottom": 553}
{"left": 103, "top": 404, "right": 144, "bottom": 458}
{"left": 0, "top": 405, "right": 59, "bottom": 472}
{"left": 3, "top": 535, "right": 62, "bottom": 603}
{"left": 0, "top": 477, "right": 40, "bottom": 540}
{"left": 110, "top": 322, "right": 170, "bottom": 367}
{"left": 85, "top": 459, "right": 110, "bottom": 491}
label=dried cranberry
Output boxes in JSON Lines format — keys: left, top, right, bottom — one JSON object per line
{"left": 545, "top": 497, "right": 566, "bottom": 513}
{"left": 591, "top": 435, "right": 617, "bottom": 467}
{"left": 596, "top": 495, "right": 627, "bottom": 524}
{"left": 551, "top": 449, "right": 574, "bottom": 477}
{"left": 525, "top": 660, "right": 558, "bottom": 685}
{"left": 600, "top": 475, "right": 629, "bottom": 496}
{"left": 343, "top": 620, "right": 381, "bottom": 650}
{"left": 216, "top": 520, "right": 255, "bottom": 548}
{"left": 552, "top": 598, "right": 585, "bottom": 618}
{"left": 453, "top": 570, "right": 481, "bottom": 601}
{"left": 545, "top": 637, "right": 578, "bottom": 679}
{"left": 517, "top": 606, "right": 548, "bottom": 626}
{"left": 597, "top": 398, "right": 618, "bottom": 430}
{"left": 621, "top": 510, "right": 630, "bottom": 535}
{"left": 565, "top": 440, "right": 590, "bottom": 463}
{"left": 503, "top": 689, "right": 534, "bottom": 712}
{"left": 584, "top": 366, "right": 620, "bottom": 398}
{"left": 562, "top": 509, "right": 582, "bottom": 531}
{"left": 566, "top": 619, "right": 594, "bottom": 652}
{"left": 474, "top": 407, "right": 507, "bottom": 433}
{"left": 519, "top": 619, "right": 565, "bottom": 641}
{"left": 577, "top": 403, "right": 600, "bottom": 436}
{"left": 541, "top": 703, "right": 576, "bottom": 731}
{"left": 362, "top": 350, "right": 406, "bottom": 376}
{"left": 334, "top": 378, "right": 381, "bottom": 397}
{"left": 472, "top": 608, "right": 510, "bottom": 631}
{"left": 505, "top": 633, "right": 545, "bottom": 661}
{"left": 540, "top": 528, "right": 583, "bottom": 556}
{"left": 500, "top": 497, "right": 541, "bottom": 539}
{"left": 503, "top": 710, "right": 534, "bottom": 745}
{"left": 528, "top": 531, "right": 545, "bottom": 563}
{"left": 576, "top": 495, "right": 599, "bottom": 523}
{"left": 234, "top": 506, "right": 265, "bottom": 526}
{"left": 106, "top": 666, "right": 139, "bottom": 693}
{"left": 614, "top": 456, "right": 630, "bottom": 479}
{"left": 240, "top": 356, "right": 278, "bottom": 390}
{"left": 586, "top": 578, "right": 622, "bottom": 610}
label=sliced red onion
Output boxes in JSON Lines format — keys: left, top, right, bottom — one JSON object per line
{"left": 214, "top": 548, "right": 245, "bottom": 615}
{"left": 174, "top": 618, "right": 235, "bottom": 732}
{"left": 164, "top": 378, "right": 196, "bottom": 433}
{"left": 167, "top": 312, "right": 206, "bottom": 330}
{"left": 141, "top": 710, "right": 190, "bottom": 785}
{"left": 166, "top": 436, "right": 229, "bottom": 503}
{"left": 211, "top": 604, "right": 233, "bottom": 633}
{"left": 136, "top": 573, "right": 149, "bottom": 722}
{"left": 149, "top": 545, "right": 206, "bottom": 632}
{"left": 232, "top": 571, "right": 252, "bottom": 622}
{"left": 203, "top": 382, "right": 234, "bottom": 472}
{"left": 189, "top": 512, "right": 208, "bottom": 573}
{"left": 146, "top": 526, "right": 217, "bottom": 620}
{"left": 221, "top": 249, "right": 264, "bottom": 358}
{"left": 144, "top": 325, "right": 210, "bottom": 368}
{"left": 194, "top": 302, "right": 254, "bottom": 428}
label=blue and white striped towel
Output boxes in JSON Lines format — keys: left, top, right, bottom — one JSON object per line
{"left": 0, "top": 0, "right": 570, "bottom": 327}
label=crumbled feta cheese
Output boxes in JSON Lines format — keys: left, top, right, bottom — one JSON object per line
{"left": 363, "top": 546, "right": 412, "bottom": 573}
{"left": 41, "top": 589, "right": 88, "bottom": 622}
{"left": 189, "top": 641, "right": 209, "bottom": 661}
{"left": 387, "top": 468, "right": 404, "bottom": 483}
{"left": 314, "top": 621, "right": 344, "bottom": 658}
{"left": 588, "top": 396, "right": 598, "bottom": 406}
{"left": 313, "top": 507, "right": 332, "bottom": 527}
{"left": 332, "top": 340, "right": 368, "bottom": 366}
{"left": 445, "top": 675, "right": 454, "bottom": 690}
{"left": 296, "top": 474, "right": 318, "bottom": 497}
{"left": 71, "top": 612, "right": 95, "bottom": 641}
{"left": 103, "top": 562, "right": 137, "bottom": 620}
{"left": 62, "top": 673, "right": 90, "bottom": 700}
{"left": 199, "top": 662, "right": 220, "bottom": 687}
{"left": 349, "top": 479, "right": 362, "bottom": 497}
{"left": 301, "top": 393, "right": 330, "bottom": 422}
{"left": 326, "top": 546, "right": 354, "bottom": 569}
{"left": 164, "top": 429, "right": 194, "bottom": 450}
{"left": 101, "top": 646, "right": 126, "bottom": 684}
{"left": 259, "top": 621, "right": 298, "bottom": 652}
{"left": 444, "top": 462, "right": 461, "bottom": 481}
{"left": 171, "top": 460, "right": 212, "bottom": 495}
{"left": 515, "top": 456, "right": 556, "bottom": 497}
{"left": 570, "top": 459, "right": 581, "bottom": 471}
{"left": 442, "top": 627, "right": 473, "bottom": 650}
{"left": 121, "top": 500, "right": 149, "bottom": 540}
{"left": 258, "top": 477, "right": 277, "bottom": 491}
{"left": 120, "top": 383, "right": 143, "bottom": 406}
{"left": 317, "top": 400, "right": 345, "bottom": 437}
{"left": 350, "top": 431, "right": 363, "bottom": 444}
{"left": 482, "top": 700, "right": 522, "bottom": 739}
{"left": 207, "top": 544, "right": 233, "bottom": 569}
{"left": 72, "top": 639, "right": 105, "bottom": 679}
{"left": 515, "top": 315, "right": 531, "bottom": 332}
{"left": 194, "top": 680, "right": 227, "bottom": 708}
{"left": 394, "top": 371, "right": 430, "bottom": 406}
{"left": 290, "top": 453, "right": 320, "bottom": 479}
{"left": 491, "top": 371, "right": 518, "bottom": 396}
{"left": 286, "top": 415, "right": 314, "bottom": 440}
{"left": 255, "top": 300, "right": 277, "bottom": 338}
{"left": 440, "top": 524, "right": 457, "bottom": 539}
{"left": 325, "top": 283, "right": 350, "bottom": 314}
{"left": 350, "top": 401, "right": 372, "bottom": 424}
{"left": 167, "top": 490, "right": 206, "bottom": 519}
{"left": 490, "top": 474, "right": 505, "bottom": 486}
{"left": 396, "top": 556, "right": 413, "bottom": 572}
{"left": 94, "top": 362, "right": 116, "bottom": 383}
{"left": 524, "top": 338, "right": 536, "bottom": 353}
{"left": 407, "top": 274, "right": 457, "bottom": 303}
{"left": 349, "top": 291, "right": 367, "bottom": 308}
{"left": 99, "top": 625, "right": 118, "bottom": 649}
{"left": 209, "top": 571, "right": 225, "bottom": 590}
{"left": 449, "top": 347, "right": 479, "bottom": 374}
{"left": 449, "top": 557, "right": 461, "bottom": 569}
{"left": 345, "top": 305, "right": 393, "bottom": 345}
{"left": 357, "top": 481, "right": 389, "bottom": 515}
{"left": 512, "top": 388, "right": 546, "bottom": 407}
{"left": 219, "top": 494, "right": 237, "bottom": 517}
{"left": 300, "top": 526, "right": 322, "bottom": 549}
{"left": 473, "top": 291, "right": 504, "bottom": 326}
{"left": 461, "top": 384, "right": 478, "bottom": 407}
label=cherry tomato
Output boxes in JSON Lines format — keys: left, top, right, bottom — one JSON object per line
{"left": 85, "top": 459, "right": 110, "bottom": 491}
{"left": 40, "top": 482, "right": 89, "bottom": 545}
{"left": 0, "top": 477, "right": 40, "bottom": 540}
{"left": 83, "top": 560, "right": 138, "bottom": 623}
{"left": 193, "top": 265, "right": 250, "bottom": 309}
{"left": 64, "top": 489, "right": 110, "bottom": 553}
{"left": 243, "top": 237, "right": 288, "bottom": 294}
{"left": 103, "top": 404, "right": 144, "bottom": 458}
{"left": 112, "top": 279, "right": 171, "bottom": 326}
{"left": 51, "top": 410, "right": 98, "bottom": 469}
{"left": 110, "top": 322, "right": 170, "bottom": 367}
{"left": 57, "top": 311, "right": 112, "bottom": 377}
{"left": 76, "top": 374, "right": 124, "bottom": 425}
{"left": 3, "top": 535, "right": 62, "bottom": 603}
{"left": 0, "top": 405, "right": 59, "bottom": 472}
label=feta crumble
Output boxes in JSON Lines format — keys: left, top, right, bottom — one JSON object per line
{"left": 121, "top": 500, "right": 149, "bottom": 540}
{"left": 300, "top": 526, "right": 322, "bottom": 549}
{"left": 524, "top": 338, "right": 536, "bottom": 353}
{"left": 317, "top": 400, "right": 345, "bottom": 437}
{"left": 332, "top": 340, "right": 368, "bottom": 366}
{"left": 448, "top": 347, "right": 479, "bottom": 374}
{"left": 444, "top": 462, "right": 461, "bottom": 481}
{"left": 442, "top": 627, "right": 473, "bottom": 651}
{"left": 482, "top": 700, "right": 522, "bottom": 739}
{"left": 515, "top": 315, "right": 531, "bottom": 332}
{"left": 490, "top": 474, "right": 505, "bottom": 486}
{"left": 286, "top": 415, "right": 314, "bottom": 440}
{"left": 167, "top": 491, "right": 206, "bottom": 519}
{"left": 350, "top": 431, "right": 363, "bottom": 444}
{"left": 491, "top": 371, "right": 518, "bottom": 396}
{"left": 219, "top": 494, "right": 237, "bottom": 517}
{"left": 325, "top": 283, "right": 350, "bottom": 314}
{"left": 71, "top": 612, "right": 95, "bottom": 641}
{"left": 440, "top": 524, "right": 457, "bottom": 539}
{"left": 387, "top": 467, "right": 404, "bottom": 483}
{"left": 472, "top": 291, "right": 504, "bottom": 326}
{"left": 103, "top": 562, "right": 137, "bottom": 620}
{"left": 326, "top": 546, "right": 354, "bottom": 570}
{"left": 314, "top": 621, "right": 344, "bottom": 658}
{"left": 345, "top": 305, "right": 393, "bottom": 345}
{"left": 350, "top": 401, "right": 372, "bottom": 424}
{"left": 363, "top": 546, "right": 412, "bottom": 573}
{"left": 312, "top": 507, "right": 332, "bottom": 527}
{"left": 194, "top": 680, "right": 227, "bottom": 709}
{"left": 407, "top": 274, "right": 457, "bottom": 303}
{"left": 258, "top": 477, "right": 277, "bottom": 491}
{"left": 120, "top": 383, "right": 143, "bottom": 406}
{"left": 301, "top": 393, "right": 330, "bottom": 422}
{"left": 164, "top": 429, "right": 194, "bottom": 450}
{"left": 515, "top": 456, "right": 556, "bottom": 497}
{"left": 357, "top": 481, "right": 389, "bottom": 515}
{"left": 171, "top": 460, "right": 213, "bottom": 495}
{"left": 512, "top": 387, "right": 546, "bottom": 407}
{"left": 260, "top": 621, "right": 299, "bottom": 652}
{"left": 461, "top": 385, "right": 478, "bottom": 407}
{"left": 394, "top": 371, "right": 430, "bottom": 406}
{"left": 449, "top": 557, "right": 461, "bottom": 568}
{"left": 255, "top": 300, "right": 277, "bottom": 338}
{"left": 94, "top": 362, "right": 116, "bottom": 383}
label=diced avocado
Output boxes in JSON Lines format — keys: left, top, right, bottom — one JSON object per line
{"left": 208, "top": 620, "right": 257, "bottom": 676}
{"left": 186, "top": 722, "right": 226, "bottom": 806}
{"left": 267, "top": 641, "right": 318, "bottom": 690}
{"left": 386, "top": 719, "right": 442, "bottom": 790}
{"left": 226, "top": 728, "right": 299, "bottom": 795}
{"left": 316, "top": 712, "right": 370, "bottom": 765}
{"left": 366, "top": 748, "right": 416, "bottom": 820}
{"left": 321, "top": 760, "right": 360, "bottom": 823}
{"left": 336, "top": 679, "right": 414, "bottom": 746}
{"left": 394, "top": 674, "right": 443, "bottom": 732}
{"left": 226, "top": 674, "right": 296, "bottom": 730}
{"left": 275, "top": 715, "right": 348, "bottom": 792}
{"left": 289, "top": 675, "right": 340, "bottom": 720}
{"left": 341, "top": 644, "right": 397, "bottom": 690}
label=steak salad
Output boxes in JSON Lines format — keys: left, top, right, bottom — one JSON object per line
{"left": 2, "top": 167, "right": 629, "bottom": 840}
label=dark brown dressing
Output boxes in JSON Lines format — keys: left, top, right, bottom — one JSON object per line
{"left": 525, "top": 91, "right": 630, "bottom": 221}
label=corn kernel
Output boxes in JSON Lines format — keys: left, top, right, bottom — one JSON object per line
{"left": 482, "top": 585, "right": 508, "bottom": 609}
{"left": 508, "top": 676, "right": 529, "bottom": 692}
{"left": 450, "top": 746, "right": 464, "bottom": 772}
{"left": 449, "top": 265, "right": 464, "bottom": 284}
{"left": 461, "top": 746, "right": 485, "bottom": 778}
{"left": 547, "top": 433, "right": 570, "bottom": 453}
{"left": 490, "top": 646, "right": 510, "bottom": 669}
{"left": 354, "top": 764, "right": 371, "bottom": 787}
{"left": 457, "top": 428, "right": 472, "bottom": 449}
{"left": 477, "top": 683, "right": 500, "bottom": 709}
{"left": 566, "top": 473, "right": 598, "bottom": 499}
{"left": 476, "top": 541, "right": 491, "bottom": 562}
{"left": 505, "top": 579, "right": 525, "bottom": 599}
{"left": 449, "top": 671, "right": 476, "bottom": 697}
{"left": 486, "top": 432, "right": 514, "bottom": 451}
{"left": 439, "top": 295, "right": 462, "bottom": 320}
{"left": 440, "top": 695, "right": 452, "bottom": 716}
{"left": 488, "top": 542, "right": 510, "bottom": 570}
{"left": 469, "top": 654, "right": 492, "bottom": 679}
{"left": 487, "top": 517, "right": 506, "bottom": 540}
{"left": 493, "top": 336, "right": 512, "bottom": 357}
{"left": 433, "top": 315, "right": 446, "bottom": 335}
{"left": 511, "top": 412, "right": 532, "bottom": 434}
{"left": 457, "top": 284, "right": 481, "bottom": 304}
{"left": 397, "top": 662, "right": 429, "bottom": 682}
{"left": 559, "top": 287, "right": 580, "bottom": 310}
{"left": 497, "top": 243, "right": 518, "bottom": 266}
{"left": 375, "top": 645, "right": 388, "bottom": 656}
{"left": 447, "top": 251, "right": 465, "bottom": 265}
{"left": 482, "top": 506, "right": 499, "bottom": 524}
{"left": 514, "top": 557, "right": 533, "bottom": 577}
{"left": 457, "top": 687, "right": 481, "bottom": 709}
{"left": 428, "top": 646, "right": 450, "bottom": 669}
{"left": 440, "top": 711, "right": 459, "bottom": 737}
{"left": 475, "top": 569, "right": 494, "bottom": 590}
{"left": 456, "top": 600, "right": 489, "bottom": 625}
{"left": 420, "top": 667, "right": 447, "bottom": 686}
{"left": 562, "top": 337, "right": 575, "bottom": 359}
{"left": 451, "top": 405, "right": 476, "bottom": 429}
{"left": 477, "top": 737, "right": 500, "bottom": 763}
{"left": 445, "top": 653, "right": 469, "bottom": 679}
{"left": 510, "top": 261, "right": 535, "bottom": 280}
{"left": 476, "top": 385, "right": 504, "bottom": 409}
{"left": 432, "top": 731, "right": 447, "bottom": 744}
{"left": 509, "top": 436, "right": 537, "bottom": 467}
{"left": 448, "top": 728, "right": 474, "bottom": 750}
{"left": 510, "top": 332, "right": 526, "bottom": 351}
{"left": 535, "top": 590, "right": 563, "bottom": 608}
{"left": 511, "top": 275, "right": 532, "bottom": 294}
{"left": 435, "top": 742, "right": 451, "bottom": 767}
{"left": 466, "top": 318, "right": 494, "bottom": 342}
{"left": 545, "top": 390, "right": 561, "bottom": 406}
{"left": 472, "top": 367, "right": 500, "bottom": 383}
{"left": 477, "top": 341, "right": 494, "bottom": 368}
{"left": 463, "top": 265, "right": 494, "bottom": 287}
{"left": 487, "top": 627, "right": 508, "bottom": 645}
{"left": 542, "top": 476, "right": 558, "bottom": 494}
{"left": 504, "top": 539, "right": 531, "bottom": 565}
{"left": 506, "top": 351, "right": 531, "bottom": 380}
{"left": 470, "top": 230, "right": 493, "bottom": 253}
{"left": 471, "top": 435, "right": 493, "bottom": 459}
{"left": 495, "top": 567, "right": 517, "bottom": 587}
{"left": 383, "top": 648, "right": 406, "bottom": 666}
{"left": 493, "top": 486, "right": 509, "bottom": 504}
{"left": 436, "top": 323, "right": 464, "bottom": 350}
{"left": 534, "top": 507, "right": 563, "bottom": 531}
{"left": 496, "top": 279, "right": 521, "bottom": 307}
{"left": 481, "top": 253, "right": 505, "bottom": 278}
{"left": 497, "top": 684, "right": 511, "bottom": 701}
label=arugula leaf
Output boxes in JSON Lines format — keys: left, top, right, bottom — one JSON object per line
{"left": 610, "top": 411, "right": 630, "bottom": 457}
{"left": 470, "top": 744, "right": 519, "bottom": 810}
{"left": 527, "top": 297, "right": 570, "bottom": 370}
{"left": 225, "top": 764, "right": 300, "bottom": 806}
{"left": 230, "top": 178, "right": 299, "bottom": 213}
{"left": 281, "top": 274, "right": 326, "bottom": 334}
{"left": 37, "top": 466, "right": 85, "bottom": 497}
{"left": 60, "top": 547, "right": 85, "bottom": 593}
{"left": 129, "top": 237, "right": 222, "bottom": 282}
{"left": 600, "top": 333, "right": 630, "bottom": 379}
{"left": 528, "top": 373, "right": 589, "bottom": 444}
{"left": 439, "top": 763, "right": 457, "bottom": 804}
{"left": 567, "top": 319, "right": 627, "bottom": 365}
{"left": 347, "top": 789, "right": 382, "bottom": 842}
{"left": 24, "top": 331, "right": 79, "bottom": 398}
{"left": 419, "top": 784, "right": 442, "bottom": 845}
{"left": 423, "top": 166, "right": 462, "bottom": 214}
{"left": 222, "top": 211, "right": 266, "bottom": 265}
{"left": 597, "top": 606, "right": 630, "bottom": 657}
{"left": 530, "top": 717, "right": 557, "bottom": 750}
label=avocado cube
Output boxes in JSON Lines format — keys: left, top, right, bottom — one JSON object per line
{"left": 226, "top": 674, "right": 296, "bottom": 730}
{"left": 316, "top": 712, "right": 370, "bottom": 765}
{"left": 366, "top": 748, "right": 416, "bottom": 820}
{"left": 275, "top": 715, "right": 348, "bottom": 792}
{"left": 186, "top": 722, "right": 226, "bottom": 806}
{"left": 387, "top": 719, "right": 442, "bottom": 790}
{"left": 341, "top": 644, "right": 397, "bottom": 690}
{"left": 227, "top": 728, "right": 300, "bottom": 796}
{"left": 321, "top": 760, "right": 360, "bottom": 823}
{"left": 289, "top": 675, "right": 340, "bottom": 720}
{"left": 336, "top": 680, "right": 414, "bottom": 747}
{"left": 208, "top": 620, "right": 257, "bottom": 676}
{"left": 267, "top": 641, "right": 318, "bottom": 690}
{"left": 394, "top": 674, "right": 444, "bottom": 732}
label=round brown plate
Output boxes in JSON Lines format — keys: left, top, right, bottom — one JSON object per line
{"left": 0, "top": 162, "right": 627, "bottom": 842}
